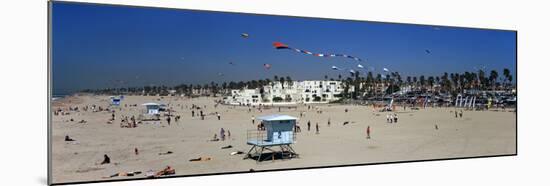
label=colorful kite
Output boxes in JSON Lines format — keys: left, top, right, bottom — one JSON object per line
{"left": 273, "top": 42, "right": 363, "bottom": 62}
{"left": 241, "top": 33, "right": 249, "bottom": 38}
{"left": 263, "top": 63, "right": 272, "bottom": 70}
{"left": 357, "top": 64, "right": 364, "bottom": 69}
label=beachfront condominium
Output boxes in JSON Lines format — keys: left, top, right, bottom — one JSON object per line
{"left": 224, "top": 80, "right": 350, "bottom": 106}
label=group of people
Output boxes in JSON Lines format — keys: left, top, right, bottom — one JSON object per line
{"left": 211, "top": 128, "right": 231, "bottom": 141}
{"left": 454, "top": 110, "right": 464, "bottom": 118}
{"left": 120, "top": 115, "right": 138, "bottom": 128}
{"left": 386, "top": 113, "right": 399, "bottom": 123}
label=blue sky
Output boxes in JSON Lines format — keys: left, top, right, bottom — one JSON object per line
{"left": 52, "top": 2, "right": 516, "bottom": 94}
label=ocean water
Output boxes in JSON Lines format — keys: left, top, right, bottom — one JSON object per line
{"left": 52, "top": 91, "right": 70, "bottom": 101}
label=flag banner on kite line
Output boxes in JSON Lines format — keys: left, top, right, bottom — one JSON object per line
{"left": 273, "top": 42, "right": 363, "bottom": 62}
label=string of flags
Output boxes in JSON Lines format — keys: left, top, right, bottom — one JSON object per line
{"left": 273, "top": 42, "right": 363, "bottom": 62}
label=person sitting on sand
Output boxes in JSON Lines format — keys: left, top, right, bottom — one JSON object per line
{"left": 189, "top": 157, "right": 212, "bottom": 162}
{"left": 101, "top": 154, "right": 111, "bottom": 165}
{"left": 65, "top": 135, "right": 75, "bottom": 142}
{"left": 211, "top": 134, "right": 219, "bottom": 141}
{"left": 155, "top": 166, "right": 176, "bottom": 177}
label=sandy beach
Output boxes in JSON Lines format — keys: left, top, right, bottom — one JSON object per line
{"left": 51, "top": 95, "right": 516, "bottom": 183}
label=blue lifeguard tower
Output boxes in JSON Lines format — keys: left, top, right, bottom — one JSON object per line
{"left": 110, "top": 96, "right": 121, "bottom": 106}
{"left": 245, "top": 114, "right": 298, "bottom": 162}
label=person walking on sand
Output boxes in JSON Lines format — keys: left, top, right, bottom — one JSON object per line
{"left": 459, "top": 110, "right": 463, "bottom": 118}
{"left": 166, "top": 116, "right": 171, "bottom": 126}
{"left": 366, "top": 126, "right": 371, "bottom": 139}
{"left": 386, "top": 114, "right": 390, "bottom": 123}
{"left": 327, "top": 118, "right": 331, "bottom": 127}
{"left": 315, "top": 123, "right": 320, "bottom": 134}
{"left": 307, "top": 121, "right": 311, "bottom": 131}
{"left": 251, "top": 116, "right": 255, "bottom": 125}
{"left": 393, "top": 113, "right": 398, "bottom": 123}
{"left": 455, "top": 110, "right": 458, "bottom": 118}
{"left": 220, "top": 128, "right": 225, "bottom": 141}
{"left": 191, "top": 110, "right": 195, "bottom": 117}
{"left": 217, "top": 113, "right": 221, "bottom": 120}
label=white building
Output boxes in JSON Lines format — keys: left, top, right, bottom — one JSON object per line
{"left": 225, "top": 89, "right": 262, "bottom": 106}
{"left": 224, "top": 80, "right": 345, "bottom": 106}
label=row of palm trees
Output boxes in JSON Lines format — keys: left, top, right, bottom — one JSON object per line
{"left": 82, "top": 68, "right": 513, "bottom": 98}
{"left": 336, "top": 68, "right": 514, "bottom": 98}
{"left": 82, "top": 75, "right": 295, "bottom": 96}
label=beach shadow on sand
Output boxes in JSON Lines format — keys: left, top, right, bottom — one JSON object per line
{"left": 248, "top": 152, "right": 298, "bottom": 162}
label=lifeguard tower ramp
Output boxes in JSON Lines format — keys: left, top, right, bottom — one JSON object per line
{"left": 245, "top": 114, "right": 298, "bottom": 162}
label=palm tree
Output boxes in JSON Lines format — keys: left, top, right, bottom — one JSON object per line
{"left": 503, "top": 68, "right": 511, "bottom": 90}
{"left": 419, "top": 75, "right": 426, "bottom": 91}
{"left": 478, "top": 70, "right": 486, "bottom": 90}
{"left": 428, "top": 76, "right": 435, "bottom": 91}
{"left": 279, "top": 77, "right": 285, "bottom": 89}
{"left": 413, "top": 76, "right": 418, "bottom": 89}
{"left": 490, "top": 70, "right": 498, "bottom": 90}
{"left": 286, "top": 76, "right": 293, "bottom": 88}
